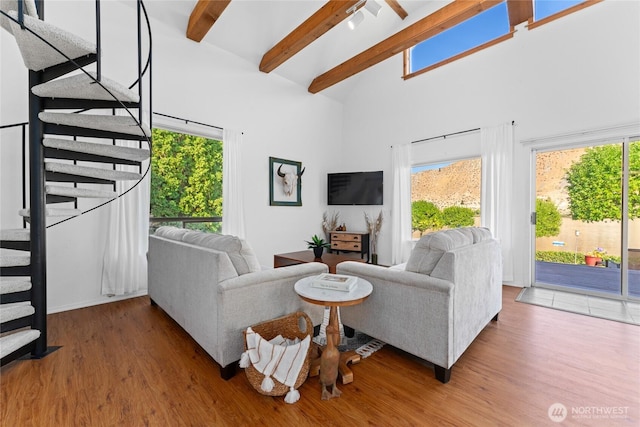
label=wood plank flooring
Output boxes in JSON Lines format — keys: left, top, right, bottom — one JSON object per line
{"left": 1, "top": 286, "right": 638, "bottom": 426}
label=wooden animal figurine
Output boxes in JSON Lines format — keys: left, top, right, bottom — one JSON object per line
{"left": 319, "top": 308, "right": 342, "bottom": 400}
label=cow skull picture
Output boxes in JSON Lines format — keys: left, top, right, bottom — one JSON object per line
{"left": 269, "top": 157, "right": 304, "bottom": 206}
{"left": 277, "top": 164, "right": 305, "bottom": 196}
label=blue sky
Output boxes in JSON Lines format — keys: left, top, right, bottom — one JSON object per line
{"left": 410, "top": 0, "right": 585, "bottom": 73}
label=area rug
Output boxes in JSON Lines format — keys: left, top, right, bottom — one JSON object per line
{"left": 313, "top": 308, "right": 385, "bottom": 358}
{"left": 516, "top": 287, "right": 640, "bottom": 326}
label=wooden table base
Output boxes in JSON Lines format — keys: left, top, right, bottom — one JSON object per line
{"left": 309, "top": 344, "right": 361, "bottom": 385}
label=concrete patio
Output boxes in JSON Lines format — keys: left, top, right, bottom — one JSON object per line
{"left": 535, "top": 261, "right": 640, "bottom": 298}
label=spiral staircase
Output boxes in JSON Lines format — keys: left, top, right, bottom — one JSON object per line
{"left": 0, "top": 0, "right": 151, "bottom": 366}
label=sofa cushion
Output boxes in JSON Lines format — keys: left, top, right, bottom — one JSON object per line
{"left": 240, "top": 239, "right": 262, "bottom": 273}
{"left": 154, "top": 226, "right": 190, "bottom": 241}
{"left": 406, "top": 228, "right": 474, "bottom": 275}
{"left": 181, "top": 230, "right": 262, "bottom": 276}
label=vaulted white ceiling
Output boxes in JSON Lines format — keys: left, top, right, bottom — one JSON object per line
{"left": 143, "top": 0, "right": 455, "bottom": 101}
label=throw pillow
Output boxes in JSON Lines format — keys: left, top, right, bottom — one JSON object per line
{"left": 181, "top": 231, "right": 253, "bottom": 275}
{"left": 240, "top": 239, "right": 262, "bottom": 273}
{"left": 405, "top": 229, "right": 474, "bottom": 275}
{"left": 154, "top": 226, "right": 190, "bottom": 241}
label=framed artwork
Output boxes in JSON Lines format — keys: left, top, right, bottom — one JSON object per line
{"left": 269, "top": 157, "right": 304, "bottom": 206}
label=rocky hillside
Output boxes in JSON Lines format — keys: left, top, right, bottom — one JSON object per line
{"left": 411, "top": 149, "right": 586, "bottom": 214}
{"left": 411, "top": 158, "right": 481, "bottom": 210}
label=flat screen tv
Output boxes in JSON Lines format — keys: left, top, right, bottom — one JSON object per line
{"left": 328, "top": 171, "right": 383, "bottom": 205}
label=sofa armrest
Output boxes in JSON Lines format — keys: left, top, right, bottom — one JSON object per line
{"left": 336, "top": 261, "right": 455, "bottom": 368}
{"left": 218, "top": 262, "right": 328, "bottom": 292}
{"left": 336, "top": 261, "right": 453, "bottom": 294}
{"left": 215, "top": 262, "right": 328, "bottom": 367}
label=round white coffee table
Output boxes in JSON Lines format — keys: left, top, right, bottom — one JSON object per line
{"left": 294, "top": 275, "right": 372, "bottom": 391}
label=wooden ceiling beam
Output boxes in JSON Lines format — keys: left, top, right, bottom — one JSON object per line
{"left": 308, "top": 0, "right": 501, "bottom": 94}
{"left": 384, "top": 0, "right": 408, "bottom": 20}
{"left": 186, "top": 0, "right": 232, "bottom": 42}
{"left": 260, "top": 0, "right": 361, "bottom": 74}
{"left": 506, "top": 0, "right": 533, "bottom": 28}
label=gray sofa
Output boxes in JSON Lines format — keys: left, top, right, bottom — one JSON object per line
{"left": 148, "top": 226, "right": 327, "bottom": 379}
{"left": 336, "top": 227, "right": 502, "bottom": 383}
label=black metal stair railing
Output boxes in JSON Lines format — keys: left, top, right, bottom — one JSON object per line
{"left": 0, "top": 122, "right": 29, "bottom": 231}
{"left": 0, "top": 0, "right": 153, "bottom": 364}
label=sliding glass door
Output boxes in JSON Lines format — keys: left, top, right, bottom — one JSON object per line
{"left": 533, "top": 138, "right": 639, "bottom": 299}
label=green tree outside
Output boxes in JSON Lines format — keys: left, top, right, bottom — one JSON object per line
{"left": 412, "top": 200, "right": 443, "bottom": 234}
{"left": 565, "top": 142, "right": 640, "bottom": 222}
{"left": 442, "top": 206, "right": 475, "bottom": 228}
{"left": 150, "top": 129, "right": 223, "bottom": 232}
{"left": 535, "top": 198, "right": 561, "bottom": 238}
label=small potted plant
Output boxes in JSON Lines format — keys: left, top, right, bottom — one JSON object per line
{"left": 306, "top": 234, "right": 331, "bottom": 258}
{"left": 585, "top": 247, "right": 606, "bottom": 266}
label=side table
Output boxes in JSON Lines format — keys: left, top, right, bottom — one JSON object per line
{"left": 294, "top": 275, "right": 372, "bottom": 398}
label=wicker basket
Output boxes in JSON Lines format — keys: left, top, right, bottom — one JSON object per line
{"left": 243, "top": 311, "right": 313, "bottom": 396}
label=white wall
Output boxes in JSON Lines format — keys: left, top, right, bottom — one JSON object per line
{"left": 339, "top": 0, "right": 640, "bottom": 285}
{"left": 1, "top": 1, "right": 343, "bottom": 312}
{"left": 2, "top": 0, "right": 638, "bottom": 311}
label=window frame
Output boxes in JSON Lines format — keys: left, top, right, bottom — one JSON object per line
{"left": 528, "top": 0, "right": 602, "bottom": 31}
{"left": 410, "top": 155, "right": 483, "bottom": 239}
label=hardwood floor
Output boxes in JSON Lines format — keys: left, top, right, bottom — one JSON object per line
{"left": 1, "top": 286, "right": 638, "bottom": 426}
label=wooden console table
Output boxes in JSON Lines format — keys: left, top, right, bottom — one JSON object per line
{"left": 274, "top": 250, "right": 364, "bottom": 274}
{"left": 330, "top": 231, "right": 370, "bottom": 262}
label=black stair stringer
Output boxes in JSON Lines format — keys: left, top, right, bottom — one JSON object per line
{"left": 42, "top": 98, "right": 139, "bottom": 110}
{"left": 1, "top": 316, "right": 33, "bottom": 333}
{"left": 44, "top": 147, "right": 142, "bottom": 166}
{"left": 0, "top": 341, "right": 36, "bottom": 367}
{"left": 43, "top": 123, "right": 148, "bottom": 141}
{"left": 0, "top": 241, "right": 30, "bottom": 251}
{"left": 0, "top": 266, "right": 31, "bottom": 277}
{"left": 41, "top": 54, "right": 98, "bottom": 82}
{"left": 45, "top": 170, "right": 115, "bottom": 185}
{"left": 1, "top": 290, "right": 31, "bottom": 304}
{"left": 45, "top": 194, "right": 76, "bottom": 204}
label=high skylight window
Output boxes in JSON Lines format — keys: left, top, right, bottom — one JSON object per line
{"left": 406, "top": 2, "right": 510, "bottom": 76}
{"left": 534, "top": 0, "right": 586, "bottom": 21}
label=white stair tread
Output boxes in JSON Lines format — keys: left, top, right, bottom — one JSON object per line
{"left": 46, "top": 161, "right": 141, "bottom": 181}
{"left": 0, "top": 302, "right": 34, "bottom": 323}
{"left": 0, "top": 228, "right": 30, "bottom": 241}
{"left": 0, "top": 248, "right": 30, "bottom": 267}
{"left": 32, "top": 72, "right": 140, "bottom": 103}
{"left": 19, "top": 207, "right": 81, "bottom": 218}
{"left": 39, "top": 112, "right": 150, "bottom": 138}
{"left": 45, "top": 184, "right": 116, "bottom": 199}
{"left": 44, "top": 138, "right": 149, "bottom": 162}
{"left": 0, "top": 329, "right": 40, "bottom": 359}
{"left": 0, "top": 278, "right": 32, "bottom": 294}
{"left": 0, "top": 0, "right": 38, "bottom": 35}
{"left": 8, "top": 11, "right": 96, "bottom": 71}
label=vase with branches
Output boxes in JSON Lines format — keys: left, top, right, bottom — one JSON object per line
{"left": 364, "top": 210, "right": 383, "bottom": 265}
{"left": 322, "top": 211, "right": 340, "bottom": 244}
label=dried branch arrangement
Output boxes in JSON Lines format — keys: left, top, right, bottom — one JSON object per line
{"left": 364, "top": 210, "right": 383, "bottom": 255}
{"left": 322, "top": 211, "right": 340, "bottom": 241}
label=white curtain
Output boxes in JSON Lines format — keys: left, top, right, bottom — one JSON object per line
{"left": 481, "top": 123, "right": 514, "bottom": 282}
{"left": 101, "top": 146, "right": 150, "bottom": 295}
{"left": 391, "top": 143, "right": 412, "bottom": 265}
{"left": 222, "top": 128, "right": 246, "bottom": 238}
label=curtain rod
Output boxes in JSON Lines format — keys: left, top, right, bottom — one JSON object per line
{"left": 411, "top": 121, "right": 515, "bottom": 145}
{"left": 153, "top": 112, "right": 223, "bottom": 131}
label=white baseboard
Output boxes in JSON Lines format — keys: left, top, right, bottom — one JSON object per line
{"left": 47, "top": 289, "right": 149, "bottom": 314}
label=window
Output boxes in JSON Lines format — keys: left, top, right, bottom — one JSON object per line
{"left": 411, "top": 158, "right": 482, "bottom": 239}
{"left": 405, "top": 2, "right": 511, "bottom": 78}
{"left": 150, "top": 128, "right": 223, "bottom": 232}
{"left": 529, "top": 0, "right": 601, "bottom": 29}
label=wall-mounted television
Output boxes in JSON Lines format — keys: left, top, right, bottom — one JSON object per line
{"left": 328, "top": 171, "right": 383, "bottom": 205}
